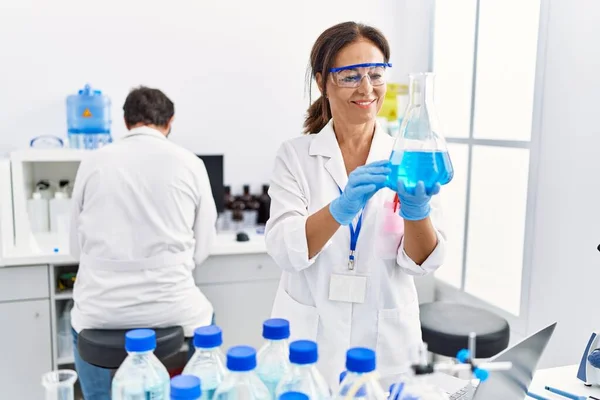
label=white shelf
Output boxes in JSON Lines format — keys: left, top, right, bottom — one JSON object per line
{"left": 10, "top": 148, "right": 89, "bottom": 163}
{"left": 55, "top": 289, "right": 73, "bottom": 300}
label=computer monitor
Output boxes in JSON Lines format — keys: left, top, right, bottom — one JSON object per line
{"left": 196, "top": 154, "right": 224, "bottom": 213}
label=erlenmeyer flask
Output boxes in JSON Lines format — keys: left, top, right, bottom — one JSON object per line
{"left": 387, "top": 72, "right": 453, "bottom": 193}
{"left": 42, "top": 369, "right": 78, "bottom": 400}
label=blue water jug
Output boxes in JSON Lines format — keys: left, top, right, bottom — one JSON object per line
{"left": 66, "top": 84, "right": 112, "bottom": 149}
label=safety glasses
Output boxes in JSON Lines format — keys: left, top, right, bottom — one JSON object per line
{"left": 329, "top": 62, "right": 392, "bottom": 88}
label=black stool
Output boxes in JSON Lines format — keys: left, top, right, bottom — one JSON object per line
{"left": 78, "top": 326, "right": 185, "bottom": 369}
{"left": 419, "top": 302, "right": 510, "bottom": 359}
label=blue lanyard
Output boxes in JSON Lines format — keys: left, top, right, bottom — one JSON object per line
{"left": 338, "top": 187, "right": 363, "bottom": 270}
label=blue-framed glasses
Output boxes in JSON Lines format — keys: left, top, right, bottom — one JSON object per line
{"left": 329, "top": 62, "right": 392, "bottom": 88}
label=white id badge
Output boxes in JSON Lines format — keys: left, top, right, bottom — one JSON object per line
{"left": 328, "top": 273, "right": 367, "bottom": 303}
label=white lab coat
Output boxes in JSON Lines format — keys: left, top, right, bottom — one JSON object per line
{"left": 70, "top": 126, "right": 217, "bottom": 337}
{"left": 265, "top": 120, "right": 446, "bottom": 388}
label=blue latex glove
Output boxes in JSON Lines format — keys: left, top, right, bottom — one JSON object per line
{"left": 330, "top": 160, "right": 391, "bottom": 226}
{"left": 397, "top": 180, "right": 440, "bottom": 221}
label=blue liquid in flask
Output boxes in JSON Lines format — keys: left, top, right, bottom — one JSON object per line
{"left": 388, "top": 150, "right": 454, "bottom": 193}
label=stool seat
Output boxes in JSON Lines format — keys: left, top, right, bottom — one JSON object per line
{"left": 420, "top": 302, "right": 510, "bottom": 359}
{"left": 78, "top": 326, "right": 184, "bottom": 369}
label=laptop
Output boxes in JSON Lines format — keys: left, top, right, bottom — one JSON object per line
{"left": 431, "top": 322, "right": 557, "bottom": 400}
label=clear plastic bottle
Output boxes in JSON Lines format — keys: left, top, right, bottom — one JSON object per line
{"left": 213, "top": 345, "right": 271, "bottom": 400}
{"left": 337, "top": 348, "right": 386, "bottom": 400}
{"left": 387, "top": 72, "right": 454, "bottom": 194}
{"left": 28, "top": 185, "right": 50, "bottom": 233}
{"left": 112, "top": 329, "right": 171, "bottom": 400}
{"left": 171, "top": 375, "right": 202, "bottom": 400}
{"left": 275, "top": 340, "right": 331, "bottom": 400}
{"left": 256, "top": 318, "right": 291, "bottom": 398}
{"left": 182, "top": 325, "right": 227, "bottom": 400}
{"left": 49, "top": 180, "right": 71, "bottom": 234}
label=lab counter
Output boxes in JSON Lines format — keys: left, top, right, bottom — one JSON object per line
{"left": 0, "top": 231, "right": 268, "bottom": 267}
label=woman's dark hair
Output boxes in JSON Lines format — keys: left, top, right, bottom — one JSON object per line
{"left": 303, "top": 22, "right": 391, "bottom": 134}
{"left": 123, "top": 86, "right": 175, "bottom": 128}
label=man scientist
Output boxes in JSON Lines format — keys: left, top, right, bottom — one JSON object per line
{"left": 69, "top": 86, "right": 217, "bottom": 399}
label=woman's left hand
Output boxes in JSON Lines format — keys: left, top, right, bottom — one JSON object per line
{"left": 396, "top": 180, "right": 440, "bottom": 221}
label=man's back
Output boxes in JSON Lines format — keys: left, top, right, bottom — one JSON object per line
{"left": 70, "top": 127, "right": 217, "bottom": 336}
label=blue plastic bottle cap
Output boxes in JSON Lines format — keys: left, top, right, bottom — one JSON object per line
{"left": 171, "top": 375, "right": 201, "bottom": 399}
{"left": 346, "top": 347, "right": 376, "bottom": 373}
{"left": 262, "top": 318, "right": 290, "bottom": 340}
{"left": 125, "top": 329, "right": 156, "bottom": 352}
{"left": 278, "top": 392, "right": 309, "bottom": 400}
{"left": 227, "top": 346, "right": 257, "bottom": 372}
{"left": 193, "top": 325, "right": 223, "bottom": 349}
{"left": 289, "top": 340, "right": 318, "bottom": 365}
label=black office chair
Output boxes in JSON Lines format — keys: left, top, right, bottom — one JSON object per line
{"left": 78, "top": 327, "right": 185, "bottom": 369}
{"left": 419, "top": 302, "right": 510, "bottom": 359}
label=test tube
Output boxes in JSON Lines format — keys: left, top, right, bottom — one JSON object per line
{"left": 42, "top": 369, "right": 78, "bottom": 400}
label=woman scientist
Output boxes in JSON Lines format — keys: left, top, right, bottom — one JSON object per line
{"left": 265, "top": 21, "right": 446, "bottom": 387}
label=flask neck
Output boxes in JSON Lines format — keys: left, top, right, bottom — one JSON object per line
{"left": 409, "top": 73, "right": 435, "bottom": 109}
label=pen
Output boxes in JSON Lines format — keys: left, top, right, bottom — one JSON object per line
{"left": 544, "top": 385, "right": 586, "bottom": 400}
{"left": 527, "top": 391, "right": 550, "bottom": 400}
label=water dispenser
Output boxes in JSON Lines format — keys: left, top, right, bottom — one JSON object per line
{"left": 66, "top": 84, "right": 112, "bottom": 149}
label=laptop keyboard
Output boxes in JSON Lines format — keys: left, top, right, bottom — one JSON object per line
{"left": 449, "top": 385, "right": 472, "bottom": 400}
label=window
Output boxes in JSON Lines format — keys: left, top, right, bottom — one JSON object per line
{"left": 432, "top": 0, "right": 541, "bottom": 317}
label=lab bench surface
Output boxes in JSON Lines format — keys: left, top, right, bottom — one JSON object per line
{"left": 0, "top": 231, "right": 268, "bottom": 267}
{"left": 529, "top": 364, "right": 600, "bottom": 399}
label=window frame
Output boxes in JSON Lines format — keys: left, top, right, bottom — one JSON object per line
{"left": 429, "top": 0, "right": 551, "bottom": 336}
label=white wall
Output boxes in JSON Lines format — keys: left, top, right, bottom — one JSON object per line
{"left": 526, "top": 0, "right": 600, "bottom": 368}
{"left": 0, "top": 0, "right": 432, "bottom": 195}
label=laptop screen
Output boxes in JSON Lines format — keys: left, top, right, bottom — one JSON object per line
{"left": 472, "top": 323, "right": 557, "bottom": 400}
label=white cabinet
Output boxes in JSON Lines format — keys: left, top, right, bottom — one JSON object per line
{"left": 0, "top": 299, "right": 52, "bottom": 400}
{"left": 200, "top": 280, "right": 279, "bottom": 351}
{"left": 195, "top": 253, "right": 281, "bottom": 350}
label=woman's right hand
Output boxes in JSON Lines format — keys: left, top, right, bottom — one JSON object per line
{"left": 329, "top": 160, "right": 391, "bottom": 226}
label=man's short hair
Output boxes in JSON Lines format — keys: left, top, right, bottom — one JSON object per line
{"left": 123, "top": 86, "right": 175, "bottom": 128}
